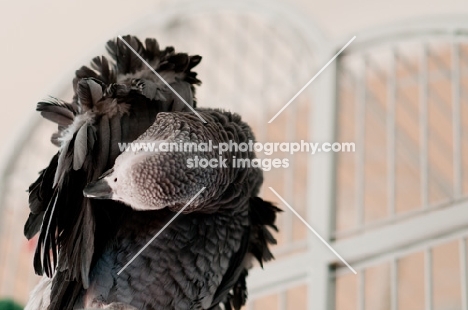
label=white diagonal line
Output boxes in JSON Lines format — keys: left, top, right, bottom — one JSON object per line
{"left": 268, "top": 187, "right": 357, "bottom": 274}
{"left": 268, "top": 36, "right": 356, "bottom": 123}
{"left": 117, "top": 36, "right": 207, "bottom": 123}
{"left": 117, "top": 187, "right": 206, "bottom": 275}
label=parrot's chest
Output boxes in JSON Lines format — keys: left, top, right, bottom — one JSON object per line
{"left": 85, "top": 208, "right": 249, "bottom": 310}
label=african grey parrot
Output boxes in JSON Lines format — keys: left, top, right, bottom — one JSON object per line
{"left": 24, "top": 36, "right": 279, "bottom": 310}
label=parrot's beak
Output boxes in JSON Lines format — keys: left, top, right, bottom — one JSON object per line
{"left": 83, "top": 179, "right": 113, "bottom": 199}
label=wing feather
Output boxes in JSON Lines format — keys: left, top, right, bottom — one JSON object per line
{"left": 73, "top": 123, "right": 89, "bottom": 170}
{"left": 26, "top": 35, "right": 204, "bottom": 310}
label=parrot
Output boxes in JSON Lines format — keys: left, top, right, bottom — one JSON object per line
{"left": 24, "top": 35, "right": 279, "bottom": 310}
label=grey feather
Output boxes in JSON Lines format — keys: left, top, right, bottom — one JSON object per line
{"left": 93, "top": 115, "right": 110, "bottom": 180}
{"left": 89, "top": 79, "right": 103, "bottom": 104}
{"left": 73, "top": 124, "right": 88, "bottom": 170}
{"left": 169, "top": 81, "right": 193, "bottom": 111}
{"left": 53, "top": 138, "right": 71, "bottom": 186}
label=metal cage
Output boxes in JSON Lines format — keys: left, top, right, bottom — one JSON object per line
{"left": 330, "top": 19, "right": 468, "bottom": 310}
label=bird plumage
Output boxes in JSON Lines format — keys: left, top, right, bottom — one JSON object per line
{"left": 25, "top": 36, "right": 279, "bottom": 310}
{"left": 80, "top": 109, "right": 280, "bottom": 309}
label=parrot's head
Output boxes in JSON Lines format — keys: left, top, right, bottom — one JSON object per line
{"left": 83, "top": 141, "right": 211, "bottom": 211}
{"left": 83, "top": 110, "right": 261, "bottom": 212}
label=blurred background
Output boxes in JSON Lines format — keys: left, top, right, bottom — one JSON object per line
{"left": 1, "top": 0, "right": 468, "bottom": 309}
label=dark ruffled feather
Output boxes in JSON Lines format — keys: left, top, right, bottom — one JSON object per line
{"left": 26, "top": 35, "right": 203, "bottom": 310}
{"left": 218, "top": 197, "right": 281, "bottom": 310}
{"left": 26, "top": 35, "right": 279, "bottom": 310}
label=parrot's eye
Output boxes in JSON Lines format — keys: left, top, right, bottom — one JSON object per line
{"left": 114, "top": 178, "right": 118, "bottom": 182}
